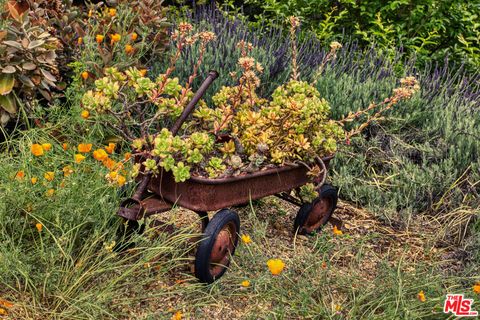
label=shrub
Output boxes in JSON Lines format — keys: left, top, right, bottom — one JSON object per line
{"left": 0, "top": 11, "right": 61, "bottom": 126}
{"left": 217, "top": 0, "right": 480, "bottom": 71}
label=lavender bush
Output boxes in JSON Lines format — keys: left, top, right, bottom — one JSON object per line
{"left": 152, "top": 5, "right": 479, "bottom": 251}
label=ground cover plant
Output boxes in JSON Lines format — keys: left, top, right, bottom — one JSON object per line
{"left": 0, "top": 1, "right": 479, "bottom": 319}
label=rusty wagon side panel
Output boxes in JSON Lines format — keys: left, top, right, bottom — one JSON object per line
{"left": 148, "top": 156, "right": 333, "bottom": 212}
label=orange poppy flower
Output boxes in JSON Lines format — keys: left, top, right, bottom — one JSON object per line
{"left": 81, "top": 110, "right": 90, "bottom": 119}
{"left": 110, "top": 33, "right": 121, "bottom": 44}
{"left": 417, "top": 290, "right": 426, "bottom": 302}
{"left": 41, "top": 143, "right": 52, "bottom": 151}
{"left": 96, "top": 34, "right": 104, "bottom": 43}
{"left": 31, "top": 144, "right": 44, "bottom": 156}
{"left": 117, "top": 175, "right": 126, "bottom": 186}
{"left": 93, "top": 149, "right": 108, "bottom": 161}
{"left": 81, "top": 72, "right": 89, "bottom": 80}
{"left": 63, "top": 166, "right": 73, "bottom": 177}
{"left": 103, "top": 158, "right": 117, "bottom": 170}
{"left": 105, "top": 143, "right": 116, "bottom": 154}
{"left": 44, "top": 171, "right": 55, "bottom": 181}
{"left": 125, "top": 44, "right": 134, "bottom": 54}
{"left": 473, "top": 282, "right": 480, "bottom": 294}
{"left": 131, "top": 32, "right": 138, "bottom": 41}
{"left": 171, "top": 311, "right": 182, "bottom": 320}
{"left": 78, "top": 143, "right": 93, "bottom": 153}
{"left": 267, "top": 259, "right": 285, "bottom": 275}
{"left": 15, "top": 170, "right": 25, "bottom": 180}
{"left": 0, "top": 299, "right": 13, "bottom": 308}
{"left": 31, "top": 177, "right": 38, "bottom": 185}
{"left": 36, "top": 223, "right": 43, "bottom": 232}
{"left": 108, "top": 8, "right": 116, "bottom": 17}
{"left": 333, "top": 225, "right": 343, "bottom": 235}
{"left": 45, "top": 189, "right": 55, "bottom": 197}
{"left": 62, "top": 143, "right": 68, "bottom": 151}
{"left": 77, "top": 37, "right": 83, "bottom": 45}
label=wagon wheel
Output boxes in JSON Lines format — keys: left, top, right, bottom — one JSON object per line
{"left": 195, "top": 209, "right": 240, "bottom": 283}
{"left": 294, "top": 184, "right": 338, "bottom": 235}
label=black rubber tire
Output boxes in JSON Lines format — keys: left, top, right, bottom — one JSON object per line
{"left": 293, "top": 184, "right": 338, "bottom": 235}
{"left": 195, "top": 209, "right": 240, "bottom": 283}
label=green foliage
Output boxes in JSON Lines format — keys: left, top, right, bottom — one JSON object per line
{"left": 233, "top": 0, "right": 480, "bottom": 70}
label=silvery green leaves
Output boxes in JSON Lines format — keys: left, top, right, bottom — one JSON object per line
{"left": 0, "top": 15, "right": 60, "bottom": 126}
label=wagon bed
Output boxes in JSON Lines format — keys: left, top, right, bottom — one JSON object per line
{"left": 149, "top": 155, "right": 334, "bottom": 212}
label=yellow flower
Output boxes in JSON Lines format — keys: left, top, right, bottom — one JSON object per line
{"left": 77, "top": 37, "right": 83, "bottom": 45}
{"left": 417, "top": 290, "right": 426, "bottom": 302}
{"left": 81, "top": 110, "right": 90, "bottom": 119}
{"left": 81, "top": 71, "right": 89, "bottom": 80}
{"left": 131, "top": 32, "right": 138, "bottom": 41}
{"left": 139, "top": 69, "right": 148, "bottom": 77}
{"left": 45, "top": 189, "right": 55, "bottom": 197}
{"left": 15, "top": 170, "right": 25, "bottom": 180}
{"left": 335, "top": 304, "right": 342, "bottom": 312}
{"left": 333, "top": 225, "right": 343, "bottom": 236}
{"left": 473, "top": 282, "right": 480, "bottom": 294}
{"left": 267, "top": 259, "right": 285, "bottom": 275}
{"left": 74, "top": 154, "right": 86, "bottom": 163}
{"left": 62, "top": 143, "right": 68, "bottom": 151}
{"left": 35, "top": 223, "right": 43, "bottom": 232}
{"left": 105, "top": 143, "right": 116, "bottom": 154}
{"left": 31, "top": 177, "right": 38, "bottom": 185}
{"left": 125, "top": 44, "right": 134, "bottom": 54}
{"left": 108, "top": 8, "right": 116, "bottom": 17}
{"left": 44, "top": 171, "right": 55, "bottom": 182}
{"left": 108, "top": 171, "right": 118, "bottom": 180}
{"left": 88, "top": 9, "right": 93, "bottom": 17}
{"left": 117, "top": 175, "right": 126, "bottom": 186}
{"left": 171, "top": 311, "right": 182, "bottom": 320}
{"left": 93, "top": 149, "right": 108, "bottom": 161}
{"left": 96, "top": 34, "right": 104, "bottom": 44}
{"left": 241, "top": 234, "right": 252, "bottom": 244}
{"left": 78, "top": 143, "right": 93, "bottom": 153}
{"left": 110, "top": 33, "right": 121, "bottom": 44}
{"left": 0, "top": 307, "right": 6, "bottom": 316}
{"left": 41, "top": 143, "right": 52, "bottom": 151}
{"left": 63, "top": 166, "right": 73, "bottom": 177}
{"left": 31, "top": 144, "right": 44, "bottom": 156}
{"left": 241, "top": 280, "right": 250, "bottom": 287}
{"left": 104, "top": 241, "right": 116, "bottom": 252}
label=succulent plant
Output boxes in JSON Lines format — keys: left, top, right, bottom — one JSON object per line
{"left": 0, "top": 10, "right": 60, "bottom": 125}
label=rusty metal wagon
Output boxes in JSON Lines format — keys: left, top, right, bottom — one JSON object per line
{"left": 117, "top": 71, "right": 339, "bottom": 283}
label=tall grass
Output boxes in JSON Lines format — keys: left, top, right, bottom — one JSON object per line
{"left": 0, "top": 126, "right": 206, "bottom": 318}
